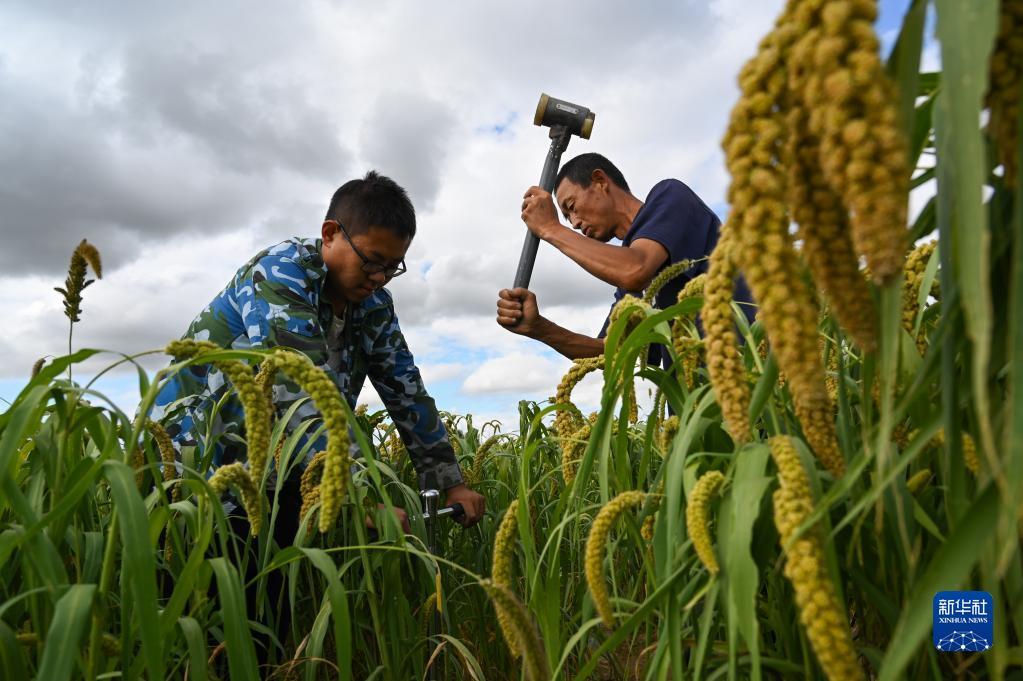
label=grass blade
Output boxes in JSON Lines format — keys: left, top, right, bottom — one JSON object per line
{"left": 298, "top": 547, "right": 352, "bottom": 681}
{"left": 885, "top": 0, "right": 926, "bottom": 139}
{"left": 177, "top": 617, "right": 210, "bottom": 681}
{"left": 877, "top": 484, "right": 1000, "bottom": 681}
{"left": 210, "top": 557, "right": 261, "bottom": 680}
{"left": 103, "top": 460, "right": 164, "bottom": 679}
{"left": 933, "top": 0, "right": 999, "bottom": 473}
{"left": 722, "top": 444, "right": 771, "bottom": 681}
{"left": 36, "top": 584, "right": 96, "bottom": 681}
{"left": 0, "top": 620, "right": 28, "bottom": 681}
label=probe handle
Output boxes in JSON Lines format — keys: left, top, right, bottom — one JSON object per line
{"left": 436, "top": 503, "right": 465, "bottom": 520}
{"left": 419, "top": 503, "right": 465, "bottom": 521}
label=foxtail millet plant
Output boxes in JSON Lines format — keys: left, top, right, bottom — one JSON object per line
{"left": 701, "top": 227, "right": 752, "bottom": 443}
{"left": 657, "top": 414, "right": 680, "bottom": 457}
{"left": 164, "top": 339, "right": 274, "bottom": 486}
{"left": 254, "top": 357, "right": 276, "bottom": 410}
{"left": 902, "top": 240, "right": 938, "bottom": 353}
{"left": 554, "top": 356, "right": 604, "bottom": 440}
{"left": 642, "top": 258, "right": 696, "bottom": 305}
{"left": 906, "top": 469, "right": 932, "bottom": 495}
{"left": 479, "top": 580, "right": 550, "bottom": 681}
{"left": 722, "top": 0, "right": 846, "bottom": 477}
{"left": 561, "top": 420, "right": 593, "bottom": 485}
{"left": 787, "top": 16, "right": 878, "bottom": 351}
{"left": 299, "top": 450, "right": 327, "bottom": 521}
{"left": 769, "top": 436, "right": 863, "bottom": 680}
{"left": 55, "top": 238, "right": 103, "bottom": 325}
{"left": 686, "top": 470, "right": 726, "bottom": 575}
{"left": 928, "top": 429, "right": 980, "bottom": 475}
{"left": 641, "top": 482, "right": 663, "bottom": 543}
{"left": 145, "top": 419, "right": 179, "bottom": 503}
{"left": 609, "top": 295, "right": 654, "bottom": 383}
{"left": 55, "top": 238, "right": 102, "bottom": 379}
{"left": 469, "top": 434, "right": 503, "bottom": 485}
{"left": 207, "top": 462, "right": 262, "bottom": 535}
{"left": 673, "top": 273, "right": 706, "bottom": 390}
{"left": 585, "top": 490, "right": 648, "bottom": 627}
{"left": 267, "top": 347, "right": 351, "bottom": 533}
{"left": 491, "top": 500, "right": 521, "bottom": 658}
{"left": 987, "top": 0, "right": 1023, "bottom": 187}
{"left": 811, "top": 0, "right": 910, "bottom": 285}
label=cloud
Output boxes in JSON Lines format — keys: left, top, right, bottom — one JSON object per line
{"left": 2, "top": 0, "right": 828, "bottom": 425}
{"left": 418, "top": 361, "right": 471, "bottom": 384}
{"left": 0, "top": 2, "right": 351, "bottom": 276}
{"left": 360, "top": 92, "right": 456, "bottom": 212}
{"left": 0, "top": 228, "right": 266, "bottom": 379}
{"left": 462, "top": 352, "right": 571, "bottom": 395}
{"left": 116, "top": 44, "right": 349, "bottom": 178}
{"left": 388, "top": 248, "right": 615, "bottom": 326}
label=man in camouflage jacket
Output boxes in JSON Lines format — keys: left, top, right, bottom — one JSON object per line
{"left": 151, "top": 171, "right": 485, "bottom": 532}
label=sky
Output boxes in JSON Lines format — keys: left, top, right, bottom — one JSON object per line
{"left": 0, "top": 0, "right": 921, "bottom": 429}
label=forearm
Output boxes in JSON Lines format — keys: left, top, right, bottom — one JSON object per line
{"left": 376, "top": 385, "right": 464, "bottom": 489}
{"left": 532, "top": 316, "right": 605, "bottom": 359}
{"left": 544, "top": 226, "right": 647, "bottom": 291}
{"left": 361, "top": 303, "right": 464, "bottom": 489}
{"left": 395, "top": 421, "right": 465, "bottom": 491}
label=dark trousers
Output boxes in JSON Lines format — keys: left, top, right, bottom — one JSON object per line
{"left": 224, "top": 472, "right": 304, "bottom": 665}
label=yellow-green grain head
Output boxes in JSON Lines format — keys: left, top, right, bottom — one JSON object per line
{"left": 769, "top": 436, "right": 863, "bottom": 680}
{"left": 585, "top": 490, "right": 648, "bottom": 627}
{"left": 687, "top": 471, "right": 726, "bottom": 575}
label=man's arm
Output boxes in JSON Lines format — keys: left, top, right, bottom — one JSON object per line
{"left": 365, "top": 302, "right": 485, "bottom": 526}
{"left": 545, "top": 229, "right": 668, "bottom": 292}
{"left": 496, "top": 288, "right": 604, "bottom": 360}
{"left": 520, "top": 186, "right": 668, "bottom": 291}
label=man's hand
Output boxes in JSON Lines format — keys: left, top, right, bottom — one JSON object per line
{"left": 521, "top": 186, "right": 562, "bottom": 240}
{"left": 444, "top": 483, "right": 485, "bottom": 527}
{"left": 497, "top": 288, "right": 541, "bottom": 336}
{"left": 366, "top": 503, "right": 411, "bottom": 533}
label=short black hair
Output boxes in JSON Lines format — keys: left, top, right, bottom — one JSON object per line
{"left": 554, "top": 153, "right": 630, "bottom": 194}
{"left": 324, "top": 171, "right": 416, "bottom": 240}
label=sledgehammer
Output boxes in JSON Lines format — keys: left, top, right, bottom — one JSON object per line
{"left": 512, "top": 93, "right": 595, "bottom": 289}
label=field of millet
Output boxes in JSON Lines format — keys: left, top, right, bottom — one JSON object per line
{"left": 2, "top": 0, "right": 1022, "bottom": 679}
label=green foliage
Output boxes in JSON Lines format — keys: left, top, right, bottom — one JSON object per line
{"left": 2, "top": 2, "right": 1022, "bottom": 679}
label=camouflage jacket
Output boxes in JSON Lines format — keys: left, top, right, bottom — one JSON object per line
{"left": 150, "top": 237, "right": 464, "bottom": 491}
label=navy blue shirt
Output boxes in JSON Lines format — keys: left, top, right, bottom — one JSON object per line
{"left": 598, "top": 179, "right": 756, "bottom": 366}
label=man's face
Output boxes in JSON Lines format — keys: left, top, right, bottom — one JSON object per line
{"left": 555, "top": 177, "right": 615, "bottom": 242}
{"left": 321, "top": 221, "right": 411, "bottom": 305}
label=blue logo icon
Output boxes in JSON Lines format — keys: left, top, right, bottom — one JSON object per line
{"left": 933, "top": 591, "right": 993, "bottom": 652}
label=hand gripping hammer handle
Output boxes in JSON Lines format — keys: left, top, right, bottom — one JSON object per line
{"left": 512, "top": 127, "right": 572, "bottom": 290}
{"left": 512, "top": 93, "right": 596, "bottom": 291}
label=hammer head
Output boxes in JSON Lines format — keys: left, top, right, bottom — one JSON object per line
{"left": 534, "top": 93, "right": 595, "bottom": 140}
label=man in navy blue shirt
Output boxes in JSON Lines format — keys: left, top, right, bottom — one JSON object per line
{"left": 496, "top": 153, "right": 754, "bottom": 364}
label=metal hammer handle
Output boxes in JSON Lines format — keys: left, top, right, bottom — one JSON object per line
{"left": 513, "top": 93, "right": 595, "bottom": 290}
{"left": 513, "top": 125, "right": 572, "bottom": 290}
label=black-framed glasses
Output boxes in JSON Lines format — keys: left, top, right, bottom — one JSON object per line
{"left": 333, "top": 220, "right": 407, "bottom": 278}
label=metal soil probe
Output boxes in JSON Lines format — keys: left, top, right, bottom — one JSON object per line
{"left": 419, "top": 489, "right": 464, "bottom": 681}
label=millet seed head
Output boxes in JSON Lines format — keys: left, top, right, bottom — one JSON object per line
{"left": 687, "top": 471, "right": 727, "bottom": 575}
{"left": 769, "top": 436, "right": 863, "bottom": 680}
{"left": 585, "top": 490, "right": 648, "bottom": 627}
{"left": 479, "top": 580, "right": 550, "bottom": 681}
{"left": 491, "top": 500, "right": 522, "bottom": 658}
